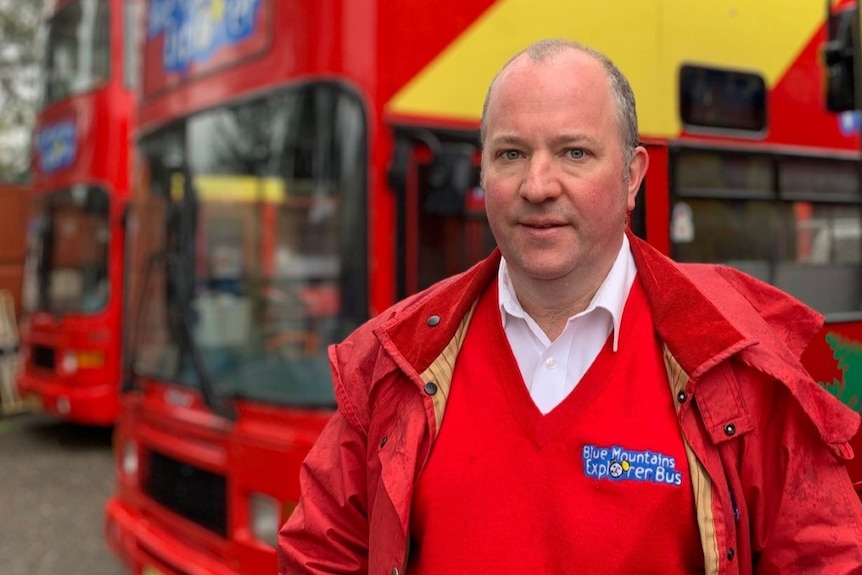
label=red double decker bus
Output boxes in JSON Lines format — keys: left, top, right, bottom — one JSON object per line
{"left": 105, "top": 1, "right": 862, "bottom": 573}
{"left": 17, "top": 0, "right": 140, "bottom": 425}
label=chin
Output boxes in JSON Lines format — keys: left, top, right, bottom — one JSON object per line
{"left": 522, "top": 260, "right": 575, "bottom": 282}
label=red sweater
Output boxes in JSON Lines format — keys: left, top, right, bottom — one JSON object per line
{"left": 409, "top": 278, "right": 705, "bottom": 573}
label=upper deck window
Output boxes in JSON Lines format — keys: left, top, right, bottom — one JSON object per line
{"left": 41, "top": 0, "right": 110, "bottom": 106}
{"left": 679, "top": 65, "right": 767, "bottom": 133}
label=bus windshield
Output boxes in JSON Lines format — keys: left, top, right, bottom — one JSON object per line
{"left": 127, "top": 83, "right": 367, "bottom": 408}
{"left": 42, "top": 0, "right": 110, "bottom": 106}
{"left": 22, "top": 185, "right": 111, "bottom": 315}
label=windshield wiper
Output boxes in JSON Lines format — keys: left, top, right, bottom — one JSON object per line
{"left": 172, "top": 170, "right": 236, "bottom": 420}
{"left": 165, "top": 252, "right": 235, "bottom": 420}
{"left": 125, "top": 172, "right": 235, "bottom": 420}
{"left": 125, "top": 248, "right": 235, "bottom": 420}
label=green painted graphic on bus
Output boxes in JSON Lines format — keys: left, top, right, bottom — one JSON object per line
{"left": 822, "top": 333, "right": 862, "bottom": 412}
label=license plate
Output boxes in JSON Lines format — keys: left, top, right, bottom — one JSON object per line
{"left": 23, "top": 393, "right": 43, "bottom": 412}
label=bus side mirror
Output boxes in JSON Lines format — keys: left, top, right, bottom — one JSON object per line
{"left": 423, "top": 144, "right": 476, "bottom": 216}
{"left": 823, "top": 5, "right": 859, "bottom": 113}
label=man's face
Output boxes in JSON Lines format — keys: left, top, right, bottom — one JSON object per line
{"left": 481, "top": 51, "right": 646, "bottom": 288}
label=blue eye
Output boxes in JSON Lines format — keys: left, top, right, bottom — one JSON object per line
{"left": 568, "top": 149, "right": 585, "bottom": 160}
{"left": 503, "top": 150, "right": 521, "bottom": 160}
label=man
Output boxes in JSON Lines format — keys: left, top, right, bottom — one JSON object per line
{"left": 279, "top": 39, "right": 862, "bottom": 574}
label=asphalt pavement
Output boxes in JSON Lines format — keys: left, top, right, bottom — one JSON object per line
{"left": 0, "top": 410, "right": 127, "bottom": 575}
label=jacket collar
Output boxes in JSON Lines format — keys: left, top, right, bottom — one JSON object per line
{"left": 627, "top": 229, "right": 823, "bottom": 380}
{"left": 376, "top": 250, "right": 502, "bottom": 376}
{"left": 628, "top": 230, "right": 755, "bottom": 379}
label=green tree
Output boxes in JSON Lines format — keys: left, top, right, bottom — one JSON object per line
{"left": 0, "top": 0, "right": 42, "bottom": 181}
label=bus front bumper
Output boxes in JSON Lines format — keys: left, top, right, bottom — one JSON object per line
{"left": 105, "top": 496, "right": 240, "bottom": 575}
{"left": 16, "top": 371, "right": 118, "bottom": 425}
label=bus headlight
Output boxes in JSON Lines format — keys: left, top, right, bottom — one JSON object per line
{"left": 60, "top": 349, "right": 105, "bottom": 374}
{"left": 249, "top": 493, "right": 280, "bottom": 547}
{"left": 121, "top": 440, "right": 138, "bottom": 478}
{"left": 60, "top": 351, "right": 78, "bottom": 374}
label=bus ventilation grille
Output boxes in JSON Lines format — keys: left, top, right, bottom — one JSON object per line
{"left": 143, "top": 450, "right": 228, "bottom": 538}
{"left": 31, "top": 345, "right": 55, "bottom": 370}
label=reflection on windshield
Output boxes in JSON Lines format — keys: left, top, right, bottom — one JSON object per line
{"left": 22, "top": 185, "right": 111, "bottom": 314}
{"left": 128, "top": 83, "right": 367, "bottom": 408}
{"left": 42, "top": 0, "right": 110, "bottom": 106}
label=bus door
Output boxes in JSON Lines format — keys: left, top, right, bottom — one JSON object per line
{"left": 389, "top": 130, "right": 495, "bottom": 300}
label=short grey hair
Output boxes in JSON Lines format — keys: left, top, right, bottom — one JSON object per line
{"left": 480, "top": 39, "right": 640, "bottom": 170}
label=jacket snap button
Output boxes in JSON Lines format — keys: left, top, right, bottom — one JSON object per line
{"left": 423, "top": 382, "right": 438, "bottom": 395}
{"left": 726, "top": 548, "right": 735, "bottom": 561}
{"left": 677, "top": 391, "right": 687, "bottom": 403}
{"left": 427, "top": 315, "right": 441, "bottom": 326}
{"left": 724, "top": 423, "right": 736, "bottom": 436}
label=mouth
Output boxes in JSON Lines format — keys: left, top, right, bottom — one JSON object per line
{"left": 522, "top": 221, "right": 565, "bottom": 229}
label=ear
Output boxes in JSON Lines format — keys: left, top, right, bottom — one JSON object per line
{"left": 626, "top": 146, "right": 649, "bottom": 212}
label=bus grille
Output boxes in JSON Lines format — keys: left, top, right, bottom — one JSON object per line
{"left": 143, "top": 450, "right": 227, "bottom": 537}
{"left": 31, "top": 345, "right": 55, "bottom": 369}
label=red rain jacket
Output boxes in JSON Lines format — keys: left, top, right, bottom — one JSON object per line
{"left": 279, "top": 232, "right": 862, "bottom": 575}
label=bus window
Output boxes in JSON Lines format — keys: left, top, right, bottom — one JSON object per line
{"left": 416, "top": 144, "right": 493, "bottom": 292}
{"left": 24, "top": 185, "right": 110, "bottom": 314}
{"left": 679, "top": 65, "right": 767, "bottom": 133}
{"left": 391, "top": 135, "right": 495, "bottom": 298}
{"left": 123, "top": 0, "right": 143, "bottom": 91}
{"left": 42, "top": 0, "right": 110, "bottom": 105}
{"left": 671, "top": 148, "right": 862, "bottom": 315}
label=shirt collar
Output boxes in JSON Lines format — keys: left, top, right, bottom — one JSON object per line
{"left": 498, "top": 234, "right": 637, "bottom": 351}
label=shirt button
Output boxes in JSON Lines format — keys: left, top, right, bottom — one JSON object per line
{"left": 545, "top": 357, "right": 557, "bottom": 369}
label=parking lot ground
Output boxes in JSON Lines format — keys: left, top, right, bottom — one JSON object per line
{"left": 0, "top": 410, "right": 127, "bottom": 575}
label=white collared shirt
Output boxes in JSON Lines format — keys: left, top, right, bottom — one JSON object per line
{"left": 498, "top": 235, "right": 637, "bottom": 414}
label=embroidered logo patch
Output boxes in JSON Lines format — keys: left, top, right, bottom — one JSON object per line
{"left": 582, "top": 444, "right": 683, "bottom": 486}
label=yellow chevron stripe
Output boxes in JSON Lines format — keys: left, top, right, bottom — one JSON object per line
{"left": 387, "top": 0, "right": 828, "bottom": 137}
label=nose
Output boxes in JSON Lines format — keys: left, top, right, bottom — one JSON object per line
{"left": 520, "top": 153, "right": 561, "bottom": 203}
